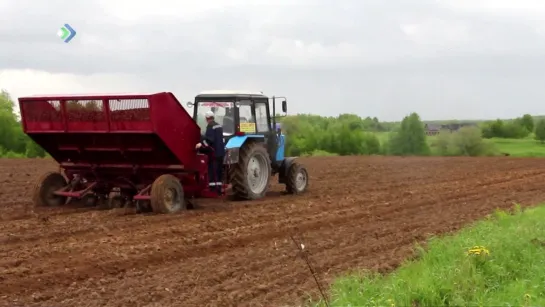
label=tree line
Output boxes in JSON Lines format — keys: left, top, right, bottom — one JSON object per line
{"left": 280, "top": 112, "right": 436, "bottom": 157}
{"left": 0, "top": 90, "right": 46, "bottom": 158}
{"left": 479, "top": 114, "right": 545, "bottom": 144}
{"left": 280, "top": 112, "right": 545, "bottom": 157}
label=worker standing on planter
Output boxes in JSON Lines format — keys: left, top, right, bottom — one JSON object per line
{"left": 195, "top": 110, "right": 225, "bottom": 194}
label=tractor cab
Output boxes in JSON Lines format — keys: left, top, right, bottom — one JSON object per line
{"left": 188, "top": 90, "right": 287, "bottom": 142}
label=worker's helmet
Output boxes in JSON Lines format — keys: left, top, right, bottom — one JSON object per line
{"left": 205, "top": 111, "right": 214, "bottom": 119}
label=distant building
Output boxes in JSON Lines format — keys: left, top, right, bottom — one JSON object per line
{"left": 425, "top": 124, "right": 442, "bottom": 136}
{"left": 441, "top": 123, "right": 478, "bottom": 132}
{"left": 425, "top": 122, "right": 478, "bottom": 135}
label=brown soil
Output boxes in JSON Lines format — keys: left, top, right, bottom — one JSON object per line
{"left": 1, "top": 156, "right": 545, "bottom": 307}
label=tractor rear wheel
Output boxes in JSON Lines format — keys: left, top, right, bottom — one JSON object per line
{"left": 32, "top": 172, "right": 68, "bottom": 207}
{"left": 229, "top": 142, "right": 272, "bottom": 200}
{"left": 150, "top": 174, "right": 186, "bottom": 214}
{"left": 286, "top": 161, "right": 309, "bottom": 194}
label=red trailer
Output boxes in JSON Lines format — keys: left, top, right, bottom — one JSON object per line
{"left": 19, "top": 92, "right": 225, "bottom": 213}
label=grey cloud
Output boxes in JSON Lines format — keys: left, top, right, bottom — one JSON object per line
{"left": 2, "top": 0, "right": 545, "bottom": 120}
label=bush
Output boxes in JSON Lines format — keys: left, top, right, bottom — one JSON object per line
{"left": 362, "top": 133, "right": 381, "bottom": 155}
{"left": 282, "top": 115, "right": 383, "bottom": 156}
{"left": 481, "top": 118, "right": 530, "bottom": 139}
{"left": 433, "top": 127, "right": 498, "bottom": 156}
{"left": 502, "top": 121, "right": 530, "bottom": 139}
{"left": 518, "top": 114, "right": 534, "bottom": 132}
{"left": 386, "top": 112, "right": 430, "bottom": 156}
{"left": 25, "top": 140, "right": 46, "bottom": 158}
{"left": 535, "top": 119, "right": 545, "bottom": 143}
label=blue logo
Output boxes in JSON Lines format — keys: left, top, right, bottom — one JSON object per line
{"left": 57, "top": 24, "right": 76, "bottom": 43}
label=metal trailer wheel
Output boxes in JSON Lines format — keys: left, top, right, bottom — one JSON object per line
{"left": 286, "top": 161, "right": 309, "bottom": 194}
{"left": 150, "top": 174, "right": 186, "bottom": 214}
{"left": 229, "top": 142, "right": 272, "bottom": 200}
{"left": 32, "top": 172, "right": 68, "bottom": 207}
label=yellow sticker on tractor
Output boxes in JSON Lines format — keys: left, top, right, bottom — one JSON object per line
{"left": 239, "top": 123, "right": 256, "bottom": 133}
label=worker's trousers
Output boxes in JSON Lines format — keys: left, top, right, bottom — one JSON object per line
{"left": 208, "top": 156, "right": 224, "bottom": 193}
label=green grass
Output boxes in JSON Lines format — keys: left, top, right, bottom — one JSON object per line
{"left": 302, "top": 149, "right": 339, "bottom": 157}
{"left": 373, "top": 132, "right": 545, "bottom": 157}
{"left": 490, "top": 137, "right": 545, "bottom": 157}
{"left": 314, "top": 204, "right": 545, "bottom": 307}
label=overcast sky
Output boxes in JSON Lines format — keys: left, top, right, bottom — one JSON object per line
{"left": 2, "top": 0, "right": 545, "bottom": 121}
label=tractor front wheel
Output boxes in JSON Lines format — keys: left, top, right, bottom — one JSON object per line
{"left": 229, "top": 142, "right": 272, "bottom": 200}
{"left": 286, "top": 161, "right": 309, "bottom": 194}
{"left": 150, "top": 174, "right": 186, "bottom": 214}
{"left": 32, "top": 172, "right": 68, "bottom": 207}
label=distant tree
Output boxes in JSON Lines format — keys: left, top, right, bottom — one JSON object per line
{"left": 433, "top": 126, "right": 496, "bottom": 156}
{"left": 535, "top": 119, "right": 545, "bottom": 143}
{"left": 338, "top": 113, "right": 364, "bottom": 131}
{"left": 0, "top": 92, "right": 23, "bottom": 153}
{"left": 387, "top": 112, "right": 430, "bottom": 156}
{"left": 481, "top": 118, "right": 530, "bottom": 139}
{"left": 483, "top": 119, "right": 505, "bottom": 138}
{"left": 0, "top": 90, "right": 15, "bottom": 113}
{"left": 519, "top": 114, "right": 535, "bottom": 132}
{"left": 503, "top": 121, "right": 530, "bottom": 139}
{"left": 0, "top": 90, "right": 41, "bottom": 157}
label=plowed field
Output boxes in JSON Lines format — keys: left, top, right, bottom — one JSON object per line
{"left": 1, "top": 156, "right": 545, "bottom": 307}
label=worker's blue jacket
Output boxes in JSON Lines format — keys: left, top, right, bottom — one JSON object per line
{"left": 201, "top": 120, "right": 225, "bottom": 157}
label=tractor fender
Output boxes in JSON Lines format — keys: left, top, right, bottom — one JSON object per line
{"left": 278, "top": 157, "right": 298, "bottom": 184}
{"left": 224, "top": 135, "right": 264, "bottom": 165}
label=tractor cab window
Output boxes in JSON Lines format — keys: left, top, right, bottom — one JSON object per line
{"left": 254, "top": 102, "right": 269, "bottom": 133}
{"left": 236, "top": 100, "right": 257, "bottom": 134}
{"left": 237, "top": 100, "right": 253, "bottom": 123}
{"left": 195, "top": 101, "right": 235, "bottom": 135}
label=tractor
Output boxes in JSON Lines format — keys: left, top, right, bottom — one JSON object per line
{"left": 189, "top": 90, "right": 307, "bottom": 200}
{"left": 19, "top": 91, "right": 308, "bottom": 214}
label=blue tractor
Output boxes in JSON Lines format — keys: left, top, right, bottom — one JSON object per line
{"left": 188, "top": 90, "right": 309, "bottom": 200}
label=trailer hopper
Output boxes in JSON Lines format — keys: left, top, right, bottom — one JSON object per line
{"left": 19, "top": 92, "right": 201, "bottom": 169}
